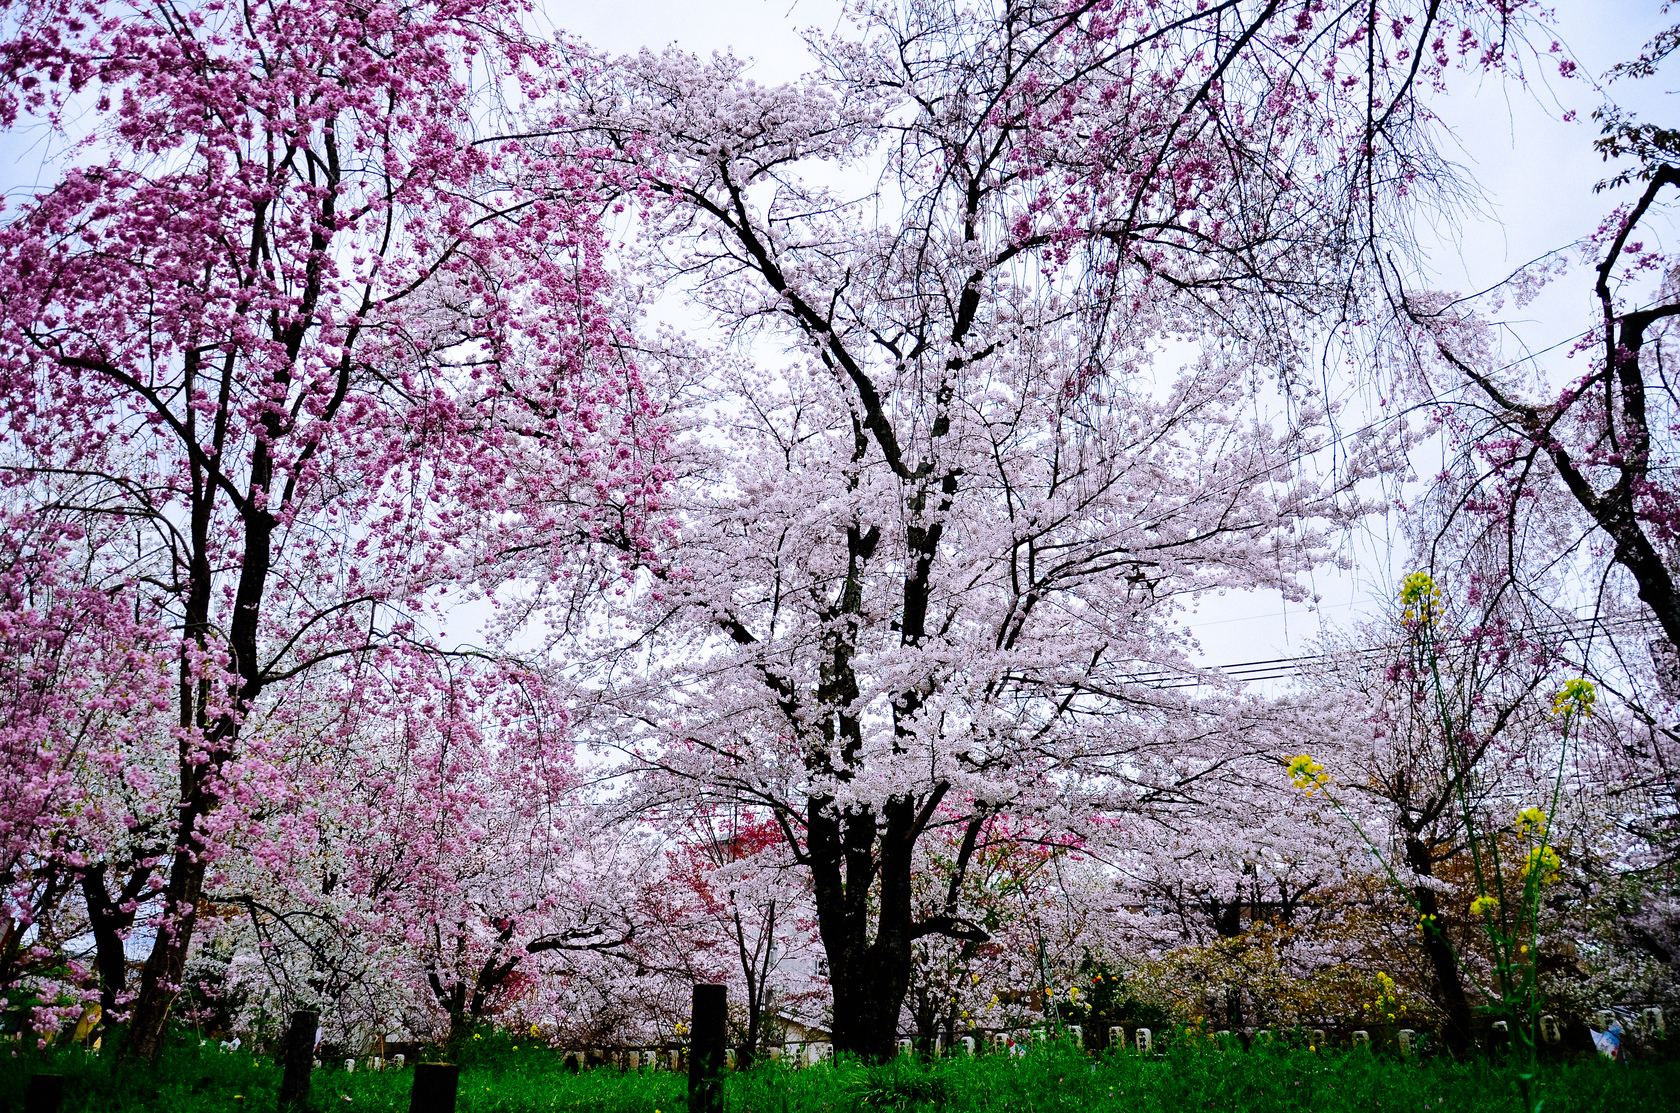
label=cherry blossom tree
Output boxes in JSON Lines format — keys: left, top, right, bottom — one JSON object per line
{"left": 0, "top": 0, "right": 666, "bottom": 1059}
{"left": 538, "top": 0, "right": 1558, "bottom": 1056}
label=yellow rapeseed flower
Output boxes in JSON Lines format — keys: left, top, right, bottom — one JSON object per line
{"left": 1552, "top": 678, "right": 1596, "bottom": 719}
{"left": 1288, "top": 754, "right": 1330, "bottom": 795}
{"left": 1399, "top": 572, "right": 1444, "bottom": 625}
{"left": 1469, "top": 895, "right": 1498, "bottom": 917}
{"left": 1520, "top": 845, "right": 1561, "bottom": 885}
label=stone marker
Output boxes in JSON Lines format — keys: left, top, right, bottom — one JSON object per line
{"left": 990, "top": 1032, "right": 1008, "bottom": 1054}
{"left": 896, "top": 1037, "right": 913, "bottom": 1055}
{"left": 1352, "top": 1031, "right": 1370, "bottom": 1047}
{"left": 689, "top": 985, "right": 727, "bottom": 1113}
{"left": 1065, "top": 1025, "right": 1082, "bottom": 1049}
{"left": 628, "top": 1050, "right": 640, "bottom": 1071}
{"left": 1641, "top": 1007, "right": 1665, "bottom": 1037}
{"left": 1135, "top": 1028, "right": 1152, "bottom": 1054}
{"left": 345, "top": 1059, "right": 356, "bottom": 1073}
{"left": 409, "top": 1062, "right": 459, "bottom": 1113}
{"left": 1309, "top": 1030, "right": 1326, "bottom": 1049}
{"left": 671, "top": 1050, "right": 682, "bottom": 1072}
{"left": 1540, "top": 1016, "right": 1561, "bottom": 1044}
{"left": 1398, "top": 1029, "right": 1416, "bottom": 1056}
{"left": 279, "top": 1008, "right": 318, "bottom": 1113}
{"left": 961, "top": 1036, "right": 975, "bottom": 1056}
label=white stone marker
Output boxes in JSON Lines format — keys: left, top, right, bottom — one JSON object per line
{"left": 991, "top": 1032, "right": 1008, "bottom": 1054}
{"left": 392, "top": 1054, "right": 405, "bottom": 1069}
{"left": 961, "top": 1036, "right": 976, "bottom": 1057}
{"left": 672, "top": 1050, "right": 682, "bottom": 1072}
{"left": 1065, "top": 1025, "right": 1082, "bottom": 1049}
{"left": 1135, "top": 1028, "right": 1152, "bottom": 1054}
{"left": 1109, "top": 1026, "right": 1125, "bottom": 1049}
{"left": 628, "top": 1050, "right": 640, "bottom": 1071}
{"left": 344, "top": 1058, "right": 355, "bottom": 1073}
{"left": 897, "top": 1037, "right": 913, "bottom": 1056}
{"left": 1540, "top": 1016, "right": 1561, "bottom": 1044}
{"left": 1352, "top": 1031, "right": 1370, "bottom": 1047}
{"left": 1398, "top": 1030, "right": 1416, "bottom": 1057}
{"left": 1642, "top": 1007, "right": 1665, "bottom": 1037}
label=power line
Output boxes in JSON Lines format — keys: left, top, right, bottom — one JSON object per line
{"left": 1126, "top": 613, "right": 1658, "bottom": 690}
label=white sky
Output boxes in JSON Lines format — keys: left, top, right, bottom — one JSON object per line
{"left": 539, "top": 0, "right": 1680, "bottom": 672}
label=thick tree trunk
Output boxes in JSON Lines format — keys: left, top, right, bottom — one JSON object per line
{"left": 1405, "top": 838, "right": 1474, "bottom": 1056}
{"left": 79, "top": 862, "right": 154, "bottom": 1049}
{"left": 122, "top": 835, "right": 212, "bottom": 1060}
{"left": 811, "top": 800, "right": 921, "bottom": 1062}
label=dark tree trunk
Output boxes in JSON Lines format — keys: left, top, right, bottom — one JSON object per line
{"left": 810, "top": 799, "right": 924, "bottom": 1062}
{"left": 79, "top": 861, "right": 156, "bottom": 1049}
{"left": 733, "top": 900, "right": 775, "bottom": 1069}
{"left": 1405, "top": 837, "right": 1474, "bottom": 1056}
{"left": 122, "top": 410, "right": 278, "bottom": 1061}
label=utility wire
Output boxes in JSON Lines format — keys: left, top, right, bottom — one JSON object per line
{"left": 1126, "top": 613, "right": 1657, "bottom": 689}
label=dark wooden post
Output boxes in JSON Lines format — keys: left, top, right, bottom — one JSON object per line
{"left": 688, "top": 984, "right": 726, "bottom": 1113}
{"left": 278, "top": 1008, "right": 318, "bottom": 1113}
{"left": 408, "top": 1062, "right": 460, "bottom": 1113}
{"left": 24, "top": 1074, "right": 63, "bottom": 1113}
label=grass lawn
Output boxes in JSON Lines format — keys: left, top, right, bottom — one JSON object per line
{"left": 1, "top": 1031, "right": 1672, "bottom": 1112}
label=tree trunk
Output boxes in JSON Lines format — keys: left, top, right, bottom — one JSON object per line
{"left": 79, "top": 862, "right": 155, "bottom": 1050}
{"left": 1406, "top": 838, "right": 1474, "bottom": 1056}
{"left": 122, "top": 839, "right": 211, "bottom": 1060}
{"left": 733, "top": 901, "right": 774, "bottom": 1069}
{"left": 810, "top": 800, "right": 920, "bottom": 1062}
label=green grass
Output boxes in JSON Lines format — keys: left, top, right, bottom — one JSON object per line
{"left": 0, "top": 1032, "right": 1672, "bottom": 1113}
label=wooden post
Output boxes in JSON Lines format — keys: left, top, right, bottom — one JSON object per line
{"left": 24, "top": 1074, "right": 63, "bottom": 1113}
{"left": 688, "top": 984, "right": 726, "bottom": 1113}
{"left": 278, "top": 1008, "right": 318, "bottom": 1113}
{"left": 408, "top": 1062, "right": 460, "bottom": 1113}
